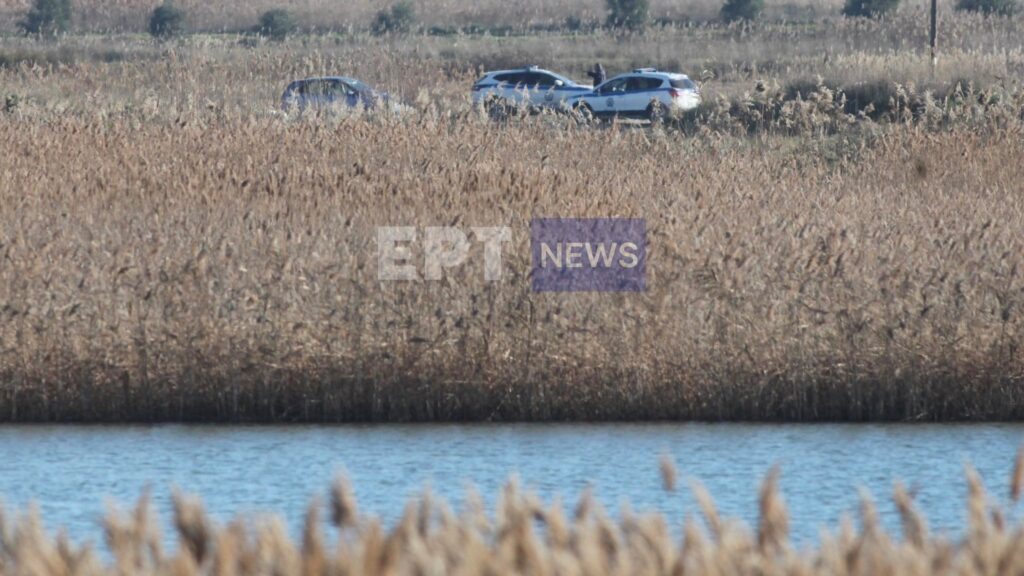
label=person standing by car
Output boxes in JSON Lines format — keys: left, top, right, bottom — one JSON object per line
{"left": 587, "top": 63, "right": 606, "bottom": 86}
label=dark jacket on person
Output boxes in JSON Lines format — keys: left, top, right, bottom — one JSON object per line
{"left": 587, "top": 64, "right": 607, "bottom": 86}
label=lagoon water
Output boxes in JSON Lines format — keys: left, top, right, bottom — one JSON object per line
{"left": 1, "top": 423, "right": 1022, "bottom": 548}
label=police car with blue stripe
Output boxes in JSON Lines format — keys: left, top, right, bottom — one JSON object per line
{"left": 573, "top": 69, "right": 701, "bottom": 121}
{"left": 471, "top": 66, "right": 592, "bottom": 111}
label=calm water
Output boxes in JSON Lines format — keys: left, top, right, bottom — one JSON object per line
{"left": 1, "top": 423, "right": 1022, "bottom": 548}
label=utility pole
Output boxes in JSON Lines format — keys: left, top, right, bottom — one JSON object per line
{"left": 929, "top": 0, "right": 938, "bottom": 70}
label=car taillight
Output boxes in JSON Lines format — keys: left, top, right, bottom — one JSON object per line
{"left": 669, "top": 88, "right": 682, "bottom": 98}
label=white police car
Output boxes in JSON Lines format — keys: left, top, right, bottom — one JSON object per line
{"left": 574, "top": 69, "right": 701, "bottom": 121}
{"left": 471, "top": 66, "right": 591, "bottom": 110}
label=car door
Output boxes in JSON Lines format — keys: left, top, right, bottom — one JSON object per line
{"left": 593, "top": 78, "right": 628, "bottom": 115}
{"left": 513, "top": 72, "right": 547, "bottom": 106}
{"left": 301, "top": 79, "right": 338, "bottom": 108}
{"left": 527, "top": 72, "right": 560, "bottom": 107}
{"left": 549, "top": 74, "right": 582, "bottom": 107}
{"left": 320, "top": 80, "right": 357, "bottom": 108}
{"left": 282, "top": 80, "right": 304, "bottom": 109}
{"left": 494, "top": 72, "right": 527, "bottom": 104}
{"left": 297, "top": 79, "right": 322, "bottom": 108}
{"left": 622, "top": 77, "right": 661, "bottom": 113}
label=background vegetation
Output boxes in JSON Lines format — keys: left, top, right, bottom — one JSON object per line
{"left": 254, "top": 8, "right": 296, "bottom": 40}
{"left": 721, "top": 0, "right": 765, "bottom": 22}
{"left": 371, "top": 2, "right": 415, "bottom": 35}
{"left": 148, "top": 2, "right": 185, "bottom": 39}
{"left": 17, "top": 0, "right": 71, "bottom": 35}
{"left": 842, "top": 0, "right": 901, "bottom": 18}
{"left": 3, "top": 0, "right": 1020, "bottom": 34}
{"left": 956, "top": 0, "right": 1018, "bottom": 15}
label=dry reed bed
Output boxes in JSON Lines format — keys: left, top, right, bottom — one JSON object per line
{"left": 2, "top": 453, "right": 1024, "bottom": 575}
{"left": 0, "top": 103, "right": 1023, "bottom": 421}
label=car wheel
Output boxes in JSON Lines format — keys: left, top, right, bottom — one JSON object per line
{"left": 647, "top": 100, "right": 666, "bottom": 126}
{"left": 483, "top": 95, "right": 515, "bottom": 122}
{"left": 573, "top": 103, "right": 595, "bottom": 125}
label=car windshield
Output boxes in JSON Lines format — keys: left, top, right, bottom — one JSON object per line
{"left": 598, "top": 78, "right": 628, "bottom": 93}
{"left": 347, "top": 79, "right": 368, "bottom": 91}
{"left": 670, "top": 77, "right": 697, "bottom": 90}
{"left": 548, "top": 72, "right": 573, "bottom": 86}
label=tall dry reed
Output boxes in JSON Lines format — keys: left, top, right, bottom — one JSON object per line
{"left": 3, "top": 457, "right": 1024, "bottom": 575}
{"left": 0, "top": 109, "right": 1022, "bottom": 421}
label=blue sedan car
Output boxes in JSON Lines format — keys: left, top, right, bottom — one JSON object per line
{"left": 280, "top": 77, "right": 392, "bottom": 111}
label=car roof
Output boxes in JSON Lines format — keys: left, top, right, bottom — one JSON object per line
{"left": 291, "top": 76, "right": 368, "bottom": 87}
{"left": 482, "top": 67, "right": 580, "bottom": 85}
{"left": 594, "top": 70, "right": 691, "bottom": 88}
{"left": 613, "top": 70, "right": 691, "bottom": 80}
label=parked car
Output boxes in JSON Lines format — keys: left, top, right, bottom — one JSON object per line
{"left": 280, "top": 77, "right": 395, "bottom": 112}
{"left": 471, "top": 66, "right": 591, "bottom": 111}
{"left": 573, "top": 69, "right": 701, "bottom": 122}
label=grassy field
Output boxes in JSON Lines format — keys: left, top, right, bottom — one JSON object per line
{"left": 0, "top": 12, "right": 1023, "bottom": 422}
{"left": 1, "top": 454, "right": 1023, "bottom": 574}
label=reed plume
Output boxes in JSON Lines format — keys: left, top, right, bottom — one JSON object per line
{"left": 2, "top": 461, "right": 1024, "bottom": 575}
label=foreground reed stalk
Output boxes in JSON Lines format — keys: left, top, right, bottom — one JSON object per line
{"left": 2, "top": 452, "right": 1024, "bottom": 575}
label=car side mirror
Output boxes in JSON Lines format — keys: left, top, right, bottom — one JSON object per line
{"left": 554, "top": 80, "right": 564, "bottom": 87}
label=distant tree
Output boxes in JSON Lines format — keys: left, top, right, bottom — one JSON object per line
{"left": 606, "top": 0, "right": 649, "bottom": 29}
{"left": 20, "top": 0, "right": 72, "bottom": 36}
{"left": 956, "top": 0, "right": 1017, "bottom": 15}
{"left": 255, "top": 9, "right": 296, "bottom": 40}
{"left": 842, "top": 0, "right": 899, "bottom": 17}
{"left": 149, "top": 2, "right": 186, "bottom": 39}
{"left": 371, "top": 2, "right": 416, "bottom": 35}
{"left": 721, "top": 0, "right": 764, "bottom": 21}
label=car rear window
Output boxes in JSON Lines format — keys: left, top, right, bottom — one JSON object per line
{"left": 525, "top": 72, "right": 558, "bottom": 87}
{"left": 493, "top": 73, "right": 525, "bottom": 84}
{"left": 670, "top": 77, "right": 697, "bottom": 90}
{"left": 491, "top": 72, "right": 554, "bottom": 87}
{"left": 628, "top": 77, "right": 664, "bottom": 90}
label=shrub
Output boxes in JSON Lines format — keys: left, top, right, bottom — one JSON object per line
{"left": 149, "top": 3, "right": 185, "bottom": 39}
{"left": 255, "top": 9, "right": 296, "bottom": 40}
{"left": 721, "top": 0, "right": 764, "bottom": 21}
{"left": 956, "top": 0, "right": 1017, "bottom": 15}
{"left": 371, "top": 2, "right": 416, "bottom": 35}
{"left": 784, "top": 77, "right": 827, "bottom": 100}
{"left": 20, "top": 0, "right": 72, "bottom": 36}
{"left": 842, "top": 0, "right": 899, "bottom": 17}
{"left": 4, "top": 94, "right": 20, "bottom": 113}
{"left": 841, "top": 79, "right": 901, "bottom": 118}
{"left": 606, "top": 0, "right": 649, "bottom": 29}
